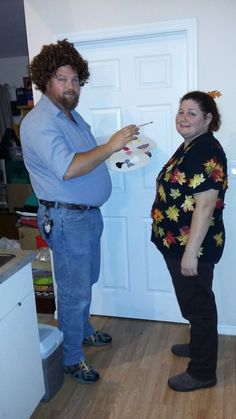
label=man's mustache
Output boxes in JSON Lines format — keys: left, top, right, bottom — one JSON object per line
{"left": 64, "top": 89, "right": 78, "bottom": 96}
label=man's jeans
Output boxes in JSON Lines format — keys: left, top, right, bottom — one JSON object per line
{"left": 38, "top": 204, "right": 103, "bottom": 365}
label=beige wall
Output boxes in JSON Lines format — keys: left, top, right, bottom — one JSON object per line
{"left": 23, "top": 0, "right": 236, "bottom": 331}
{"left": 23, "top": 0, "right": 236, "bottom": 150}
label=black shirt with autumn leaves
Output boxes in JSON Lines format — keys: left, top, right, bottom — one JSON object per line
{"left": 151, "top": 132, "right": 228, "bottom": 264}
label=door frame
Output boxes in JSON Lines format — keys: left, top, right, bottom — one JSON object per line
{"left": 57, "top": 18, "right": 197, "bottom": 91}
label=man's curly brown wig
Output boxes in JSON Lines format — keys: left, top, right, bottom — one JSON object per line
{"left": 29, "top": 39, "right": 90, "bottom": 93}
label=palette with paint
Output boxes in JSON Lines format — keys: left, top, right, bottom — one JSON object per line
{"left": 107, "top": 135, "right": 156, "bottom": 172}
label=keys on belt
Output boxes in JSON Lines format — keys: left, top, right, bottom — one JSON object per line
{"left": 39, "top": 199, "right": 98, "bottom": 211}
{"left": 43, "top": 214, "right": 53, "bottom": 239}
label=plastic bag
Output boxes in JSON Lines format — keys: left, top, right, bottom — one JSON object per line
{"left": 0, "top": 237, "right": 21, "bottom": 249}
{"left": 35, "top": 247, "right": 50, "bottom": 262}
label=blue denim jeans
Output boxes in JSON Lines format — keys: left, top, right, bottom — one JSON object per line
{"left": 38, "top": 204, "right": 103, "bottom": 365}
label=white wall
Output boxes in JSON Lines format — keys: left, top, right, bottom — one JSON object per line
{"left": 23, "top": 0, "right": 236, "bottom": 333}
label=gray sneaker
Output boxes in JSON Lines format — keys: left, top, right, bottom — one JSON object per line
{"left": 83, "top": 330, "right": 112, "bottom": 346}
{"left": 64, "top": 360, "right": 100, "bottom": 384}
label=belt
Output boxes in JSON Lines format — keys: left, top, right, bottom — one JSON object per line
{"left": 39, "top": 199, "right": 98, "bottom": 211}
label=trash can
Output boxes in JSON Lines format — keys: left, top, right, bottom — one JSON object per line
{"left": 38, "top": 323, "right": 64, "bottom": 402}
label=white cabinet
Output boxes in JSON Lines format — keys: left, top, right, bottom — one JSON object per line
{"left": 0, "top": 262, "right": 45, "bottom": 419}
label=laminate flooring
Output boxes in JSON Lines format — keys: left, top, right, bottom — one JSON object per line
{"left": 31, "top": 315, "right": 236, "bottom": 419}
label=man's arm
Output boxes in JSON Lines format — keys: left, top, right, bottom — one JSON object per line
{"left": 64, "top": 125, "right": 139, "bottom": 179}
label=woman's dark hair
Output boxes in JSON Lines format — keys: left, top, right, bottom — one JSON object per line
{"left": 180, "top": 91, "right": 221, "bottom": 132}
{"left": 29, "top": 39, "right": 90, "bottom": 93}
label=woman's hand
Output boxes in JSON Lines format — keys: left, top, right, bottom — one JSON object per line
{"left": 181, "top": 251, "right": 198, "bottom": 276}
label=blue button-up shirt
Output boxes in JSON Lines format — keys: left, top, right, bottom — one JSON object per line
{"left": 20, "top": 95, "right": 112, "bottom": 206}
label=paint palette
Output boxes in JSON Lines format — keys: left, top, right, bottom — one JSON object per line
{"left": 107, "top": 136, "right": 156, "bottom": 172}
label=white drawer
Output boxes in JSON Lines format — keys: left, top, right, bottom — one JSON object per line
{"left": 0, "top": 263, "right": 33, "bottom": 320}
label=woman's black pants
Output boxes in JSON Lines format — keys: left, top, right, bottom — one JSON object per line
{"left": 164, "top": 256, "right": 217, "bottom": 381}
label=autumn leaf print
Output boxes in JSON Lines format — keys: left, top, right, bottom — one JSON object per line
{"left": 189, "top": 173, "right": 205, "bottom": 189}
{"left": 152, "top": 208, "right": 164, "bottom": 223}
{"left": 223, "top": 178, "right": 228, "bottom": 190}
{"left": 197, "top": 247, "right": 203, "bottom": 257}
{"left": 216, "top": 198, "right": 225, "bottom": 209}
{"left": 204, "top": 158, "right": 217, "bottom": 175}
{"left": 158, "top": 184, "right": 166, "bottom": 202}
{"left": 204, "top": 158, "right": 224, "bottom": 182}
{"left": 210, "top": 217, "right": 215, "bottom": 226}
{"left": 163, "top": 163, "right": 175, "bottom": 182}
{"left": 177, "top": 226, "right": 190, "bottom": 245}
{"left": 177, "top": 156, "right": 184, "bottom": 166}
{"left": 158, "top": 227, "right": 164, "bottom": 237}
{"left": 181, "top": 195, "right": 195, "bottom": 212}
{"left": 163, "top": 231, "right": 176, "bottom": 248}
{"left": 170, "top": 188, "right": 181, "bottom": 200}
{"left": 152, "top": 224, "right": 165, "bottom": 239}
{"left": 165, "top": 205, "right": 179, "bottom": 222}
{"left": 170, "top": 169, "right": 186, "bottom": 185}
{"left": 213, "top": 232, "right": 223, "bottom": 247}
{"left": 155, "top": 227, "right": 164, "bottom": 237}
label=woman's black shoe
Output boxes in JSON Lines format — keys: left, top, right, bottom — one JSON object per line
{"left": 168, "top": 371, "right": 217, "bottom": 392}
{"left": 171, "top": 343, "right": 190, "bottom": 357}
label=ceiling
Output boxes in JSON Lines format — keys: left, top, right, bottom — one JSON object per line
{"left": 0, "top": 0, "right": 28, "bottom": 59}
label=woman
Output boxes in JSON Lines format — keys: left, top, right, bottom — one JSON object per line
{"left": 151, "top": 91, "right": 228, "bottom": 391}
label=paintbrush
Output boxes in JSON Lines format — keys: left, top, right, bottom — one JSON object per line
{"left": 138, "top": 121, "right": 153, "bottom": 127}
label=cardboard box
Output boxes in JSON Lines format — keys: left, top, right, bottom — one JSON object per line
{"left": 7, "top": 183, "right": 32, "bottom": 212}
{"left": 18, "top": 226, "right": 39, "bottom": 250}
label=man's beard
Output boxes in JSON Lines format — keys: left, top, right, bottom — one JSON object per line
{"left": 60, "top": 90, "right": 79, "bottom": 110}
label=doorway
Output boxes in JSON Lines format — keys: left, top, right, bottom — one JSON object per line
{"left": 63, "top": 19, "right": 197, "bottom": 321}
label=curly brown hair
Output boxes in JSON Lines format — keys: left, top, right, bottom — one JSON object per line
{"left": 180, "top": 91, "right": 221, "bottom": 132}
{"left": 29, "top": 39, "right": 90, "bottom": 93}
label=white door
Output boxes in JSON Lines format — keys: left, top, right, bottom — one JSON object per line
{"left": 72, "top": 21, "right": 196, "bottom": 322}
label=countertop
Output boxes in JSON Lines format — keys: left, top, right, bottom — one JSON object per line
{"left": 0, "top": 249, "right": 35, "bottom": 285}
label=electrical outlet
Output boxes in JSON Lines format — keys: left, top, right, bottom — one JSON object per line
{"left": 228, "top": 160, "right": 236, "bottom": 178}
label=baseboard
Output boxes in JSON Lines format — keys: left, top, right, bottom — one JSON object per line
{"left": 218, "top": 324, "right": 236, "bottom": 336}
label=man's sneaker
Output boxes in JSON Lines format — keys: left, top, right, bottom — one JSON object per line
{"left": 64, "top": 360, "right": 99, "bottom": 384}
{"left": 83, "top": 330, "right": 112, "bottom": 346}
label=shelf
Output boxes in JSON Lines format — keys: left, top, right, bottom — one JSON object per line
{"left": 16, "top": 105, "right": 33, "bottom": 117}
{"left": 35, "top": 293, "right": 55, "bottom": 314}
{"left": 32, "top": 259, "right": 55, "bottom": 314}
{"left": 16, "top": 105, "right": 33, "bottom": 110}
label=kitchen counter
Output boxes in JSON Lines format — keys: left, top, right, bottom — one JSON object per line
{"left": 0, "top": 248, "right": 45, "bottom": 419}
{"left": 0, "top": 248, "right": 35, "bottom": 285}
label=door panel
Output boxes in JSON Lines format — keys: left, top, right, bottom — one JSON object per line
{"left": 75, "top": 29, "right": 193, "bottom": 322}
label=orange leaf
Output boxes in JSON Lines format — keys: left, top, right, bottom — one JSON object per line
{"left": 207, "top": 90, "right": 222, "bottom": 98}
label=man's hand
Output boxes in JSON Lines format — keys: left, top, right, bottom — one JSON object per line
{"left": 108, "top": 125, "right": 140, "bottom": 153}
{"left": 64, "top": 124, "right": 140, "bottom": 179}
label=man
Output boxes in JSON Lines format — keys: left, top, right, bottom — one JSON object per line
{"left": 20, "top": 39, "right": 139, "bottom": 384}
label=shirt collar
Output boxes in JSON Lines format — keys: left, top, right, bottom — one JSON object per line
{"left": 40, "top": 94, "right": 65, "bottom": 117}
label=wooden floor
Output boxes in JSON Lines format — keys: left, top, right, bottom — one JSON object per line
{"left": 31, "top": 315, "right": 236, "bottom": 419}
